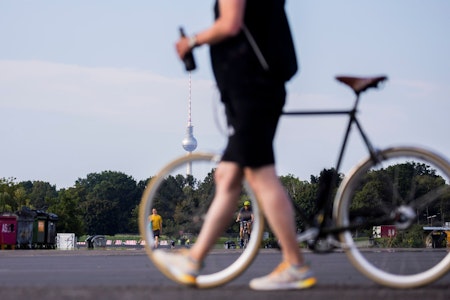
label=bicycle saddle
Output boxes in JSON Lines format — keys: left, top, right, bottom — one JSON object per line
{"left": 336, "top": 75, "right": 388, "bottom": 95}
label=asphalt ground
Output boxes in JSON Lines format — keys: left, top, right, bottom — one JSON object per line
{"left": 0, "top": 247, "right": 449, "bottom": 300}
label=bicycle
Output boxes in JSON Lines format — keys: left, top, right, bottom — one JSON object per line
{"left": 139, "top": 75, "right": 450, "bottom": 289}
{"left": 239, "top": 220, "right": 251, "bottom": 249}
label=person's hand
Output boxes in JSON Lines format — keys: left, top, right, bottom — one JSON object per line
{"left": 175, "top": 37, "right": 191, "bottom": 61}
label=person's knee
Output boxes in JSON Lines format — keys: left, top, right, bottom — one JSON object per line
{"left": 244, "top": 165, "right": 277, "bottom": 190}
{"left": 215, "top": 163, "right": 243, "bottom": 190}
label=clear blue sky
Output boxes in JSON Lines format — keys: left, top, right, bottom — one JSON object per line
{"left": 1, "top": 1, "right": 449, "bottom": 189}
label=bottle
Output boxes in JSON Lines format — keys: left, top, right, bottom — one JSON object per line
{"left": 179, "top": 27, "right": 196, "bottom": 71}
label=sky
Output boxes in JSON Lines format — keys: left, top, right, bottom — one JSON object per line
{"left": 1, "top": 1, "right": 450, "bottom": 189}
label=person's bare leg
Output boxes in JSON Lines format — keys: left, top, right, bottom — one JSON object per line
{"left": 189, "top": 161, "right": 243, "bottom": 262}
{"left": 245, "top": 165, "right": 303, "bottom": 266}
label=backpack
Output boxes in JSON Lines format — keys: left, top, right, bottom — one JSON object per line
{"left": 243, "top": 0, "right": 298, "bottom": 81}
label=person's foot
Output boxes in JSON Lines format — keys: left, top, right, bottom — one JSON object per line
{"left": 249, "top": 261, "right": 316, "bottom": 290}
{"left": 152, "top": 249, "right": 201, "bottom": 286}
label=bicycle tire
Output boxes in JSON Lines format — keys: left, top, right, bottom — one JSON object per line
{"left": 334, "top": 146, "right": 450, "bottom": 288}
{"left": 139, "top": 152, "right": 264, "bottom": 288}
{"left": 242, "top": 227, "right": 250, "bottom": 249}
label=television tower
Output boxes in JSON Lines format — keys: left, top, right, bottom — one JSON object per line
{"left": 181, "top": 72, "right": 197, "bottom": 175}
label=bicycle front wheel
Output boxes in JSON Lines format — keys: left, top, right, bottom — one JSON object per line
{"left": 139, "top": 152, "right": 264, "bottom": 288}
{"left": 334, "top": 146, "right": 450, "bottom": 288}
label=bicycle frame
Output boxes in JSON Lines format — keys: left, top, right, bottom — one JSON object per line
{"left": 283, "top": 84, "right": 384, "bottom": 246}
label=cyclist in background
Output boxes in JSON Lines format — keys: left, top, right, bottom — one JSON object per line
{"left": 236, "top": 200, "right": 254, "bottom": 247}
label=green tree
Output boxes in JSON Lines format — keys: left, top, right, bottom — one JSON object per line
{"left": 0, "top": 191, "right": 12, "bottom": 212}
{"left": 84, "top": 198, "right": 119, "bottom": 235}
{"left": 49, "top": 188, "right": 85, "bottom": 236}
{"left": 14, "top": 187, "right": 30, "bottom": 210}
{"left": 280, "top": 169, "right": 341, "bottom": 231}
{"left": 75, "top": 171, "right": 140, "bottom": 235}
{"left": 0, "top": 177, "right": 16, "bottom": 212}
{"left": 280, "top": 174, "right": 315, "bottom": 230}
{"left": 26, "top": 181, "right": 58, "bottom": 210}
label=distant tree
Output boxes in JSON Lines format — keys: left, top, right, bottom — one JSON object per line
{"left": 26, "top": 181, "right": 58, "bottom": 210}
{"left": 280, "top": 169, "right": 340, "bottom": 231}
{"left": 0, "top": 191, "right": 12, "bottom": 212}
{"left": 49, "top": 188, "right": 85, "bottom": 236}
{"left": 84, "top": 198, "right": 119, "bottom": 235}
{"left": 14, "top": 187, "right": 30, "bottom": 210}
{"left": 75, "top": 171, "right": 140, "bottom": 235}
{"left": 0, "top": 177, "right": 17, "bottom": 212}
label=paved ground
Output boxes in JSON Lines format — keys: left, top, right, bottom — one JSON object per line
{"left": 0, "top": 248, "right": 449, "bottom": 300}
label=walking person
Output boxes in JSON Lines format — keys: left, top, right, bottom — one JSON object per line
{"left": 149, "top": 208, "right": 162, "bottom": 249}
{"left": 154, "top": 0, "right": 316, "bottom": 290}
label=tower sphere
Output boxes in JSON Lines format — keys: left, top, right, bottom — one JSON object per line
{"left": 182, "top": 126, "right": 197, "bottom": 152}
{"left": 182, "top": 136, "right": 197, "bottom": 152}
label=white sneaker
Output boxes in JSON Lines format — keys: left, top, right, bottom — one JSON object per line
{"left": 152, "top": 249, "right": 201, "bottom": 286}
{"left": 249, "top": 261, "right": 316, "bottom": 291}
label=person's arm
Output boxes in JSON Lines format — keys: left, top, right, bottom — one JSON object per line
{"left": 176, "top": 0, "right": 246, "bottom": 60}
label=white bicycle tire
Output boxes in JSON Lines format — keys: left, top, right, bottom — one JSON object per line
{"left": 139, "top": 152, "right": 264, "bottom": 288}
{"left": 334, "top": 146, "right": 450, "bottom": 288}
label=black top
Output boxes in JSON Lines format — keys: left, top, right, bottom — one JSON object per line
{"left": 210, "top": 0, "right": 298, "bottom": 85}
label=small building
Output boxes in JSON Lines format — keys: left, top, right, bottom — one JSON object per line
{"left": 423, "top": 226, "right": 450, "bottom": 248}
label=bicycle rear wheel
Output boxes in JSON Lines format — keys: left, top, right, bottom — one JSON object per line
{"left": 139, "top": 152, "right": 264, "bottom": 288}
{"left": 334, "top": 146, "right": 450, "bottom": 288}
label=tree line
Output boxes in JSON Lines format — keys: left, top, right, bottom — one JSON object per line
{"left": 0, "top": 171, "right": 146, "bottom": 236}
{"left": 1, "top": 162, "right": 449, "bottom": 240}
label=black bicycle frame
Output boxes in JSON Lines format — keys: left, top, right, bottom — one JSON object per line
{"left": 282, "top": 93, "right": 380, "bottom": 235}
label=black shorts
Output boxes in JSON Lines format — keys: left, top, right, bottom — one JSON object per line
{"left": 152, "top": 229, "right": 160, "bottom": 237}
{"left": 220, "top": 76, "right": 286, "bottom": 168}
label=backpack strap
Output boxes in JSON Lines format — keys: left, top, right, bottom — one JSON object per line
{"left": 242, "top": 24, "right": 269, "bottom": 71}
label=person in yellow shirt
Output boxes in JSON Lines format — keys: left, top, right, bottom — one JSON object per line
{"left": 149, "top": 208, "right": 162, "bottom": 248}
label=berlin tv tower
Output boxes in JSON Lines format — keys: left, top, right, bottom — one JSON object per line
{"left": 181, "top": 72, "right": 197, "bottom": 175}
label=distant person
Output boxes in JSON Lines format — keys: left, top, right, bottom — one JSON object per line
{"left": 236, "top": 200, "right": 254, "bottom": 247}
{"left": 149, "top": 208, "right": 162, "bottom": 248}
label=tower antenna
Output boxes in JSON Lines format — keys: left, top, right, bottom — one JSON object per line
{"left": 181, "top": 71, "right": 198, "bottom": 175}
